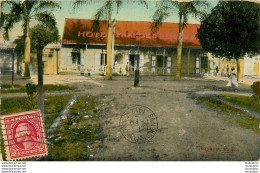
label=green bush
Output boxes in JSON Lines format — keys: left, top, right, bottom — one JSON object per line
{"left": 251, "top": 81, "right": 260, "bottom": 98}
{"left": 25, "top": 83, "right": 38, "bottom": 109}
{"left": 25, "top": 83, "right": 37, "bottom": 96}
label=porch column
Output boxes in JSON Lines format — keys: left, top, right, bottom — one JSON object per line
{"left": 188, "top": 48, "right": 190, "bottom": 74}
{"left": 124, "top": 54, "right": 129, "bottom": 74}
{"left": 207, "top": 52, "right": 214, "bottom": 76}
{"left": 163, "top": 47, "right": 165, "bottom": 74}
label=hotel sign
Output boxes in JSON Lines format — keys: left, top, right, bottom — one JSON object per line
{"left": 78, "top": 31, "right": 158, "bottom": 40}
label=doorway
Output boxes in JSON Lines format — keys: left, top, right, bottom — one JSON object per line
{"left": 129, "top": 54, "right": 140, "bottom": 72}
{"left": 254, "top": 62, "right": 259, "bottom": 76}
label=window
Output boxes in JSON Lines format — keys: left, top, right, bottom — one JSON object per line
{"left": 48, "top": 53, "right": 53, "bottom": 58}
{"left": 151, "top": 55, "right": 156, "bottom": 73}
{"left": 201, "top": 56, "right": 208, "bottom": 73}
{"left": 100, "top": 53, "right": 107, "bottom": 65}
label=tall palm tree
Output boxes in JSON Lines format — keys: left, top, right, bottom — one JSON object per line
{"left": 74, "top": 0, "right": 147, "bottom": 80}
{"left": 152, "top": 0, "right": 209, "bottom": 79}
{"left": 2, "top": 0, "right": 61, "bottom": 79}
{"left": 30, "top": 23, "right": 59, "bottom": 125}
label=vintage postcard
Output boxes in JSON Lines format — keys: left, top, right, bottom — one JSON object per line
{"left": 0, "top": 0, "right": 259, "bottom": 168}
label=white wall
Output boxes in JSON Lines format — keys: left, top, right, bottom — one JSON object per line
{"left": 244, "top": 54, "right": 260, "bottom": 76}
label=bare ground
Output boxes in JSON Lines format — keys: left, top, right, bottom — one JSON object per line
{"left": 1, "top": 75, "right": 259, "bottom": 161}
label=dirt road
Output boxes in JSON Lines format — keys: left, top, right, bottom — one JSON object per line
{"left": 2, "top": 75, "right": 259, "bottom": 160}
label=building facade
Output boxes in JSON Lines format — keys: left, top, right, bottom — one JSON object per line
{"left": 30, "top": 43, "right": 61, "bottom": 75}
{"left": 60, "top": 19, "right": 212, "bottom": 76}
{"left": 0, "top": 40, "right": 17, "bottom": 75}
{"left": 213, "top": 54, "right": 260, "bottom": 78}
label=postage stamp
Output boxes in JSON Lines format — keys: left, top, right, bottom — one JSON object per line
{"left": 0, "top": 110, "right": 48, "bottom": 161}
{"left": 119, "top": 105, "right": 158, "bottom": 144}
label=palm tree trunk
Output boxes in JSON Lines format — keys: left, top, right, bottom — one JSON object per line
{"left": 176, "top": 13, "right": 183, "bottom": 79}
{"left": 105, "top": 4, "right": 112, "bottom": 80}
{"left": 237, "top": 58, "right": 241, "bottom": 82}
{"left": 37, "top": 48, "right": 45, "bottom": 122}
{"left": 24, "top": 20, "right": 31, "bottom": 78}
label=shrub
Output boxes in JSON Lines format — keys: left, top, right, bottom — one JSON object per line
{"left": 25, "top": 83, "right": 37, "bottom": 96}
{"left": 25, "top": 83, "right": 38, "bottom": 109}
{"left": 251, "top": 81, "right": 260, "bottom": 98}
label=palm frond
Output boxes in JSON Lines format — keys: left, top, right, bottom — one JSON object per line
{"left": 151, "top": 4, "right": 171, "bottom": 33}
{"left": 35, "top": 11, "right": 57, "bottom": 31}
{"left": 73, "top": 0, "right": 93, "bottom": 10}
{"left": 3, "top": 12, "right": 22, "bottom": 40}
{"left": 137, "top": 0, "right": 148, "bottom": 9}
{"left": 91, "top": 1, "right": 110, "bottom": 32}
{"left": 114, "top": 0, "right": 122, "bottom": 13}
{"left": 94, "top": 2, "right": 110, "bottom": 21}
{"left": 171, "top": 0, "right": 181, "bottom": 9}
{"left": 22, "top": 0, "right": 37, "bottom": 16}
{"left": 171, "top": 1, "right": 209, "bottom": 27}
{"left": 34, "top": 1, "right": 61, "bottom": 11}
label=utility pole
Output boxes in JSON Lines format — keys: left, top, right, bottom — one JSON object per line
{"left": 12, "top": 48, "right": 14, "bottom": 88}
{"left": 134, "top": 44, "right": 140, "bottom": 87}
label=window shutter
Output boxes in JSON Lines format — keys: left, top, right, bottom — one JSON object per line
{"left": 167, "top": 56, "right": 171, "bottom": 74}
{"left": 67, "top": 52, "right": 72, "bottom": 68}
{"left": 151, "top": 55, "right": 156, "bottom": 73}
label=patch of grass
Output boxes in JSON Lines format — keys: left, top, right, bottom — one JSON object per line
{"left": 1, "top": 94, "right": 72, "bottom": 161}
{"left": 223, "top": 114, "right": 260, "bottom": 134}
{"left": 1, "top": 84, "right": 76, "bottom": 94}
{"left": 218, "top": 94, "right": 260, "bottom": 113}
{"left": 1, "top": 84, "right": 23, "bottom": 89}
{"left": 192, "top": 96, "right": 245, "bottom": 115}
{"left": 47, "top": 95, "right": 105, "bottom": 161}
{"left": 192, "top": 96, "right": 260, "bottom": 134}
{"left": 44, "top": 85, "right": 76, "bottom": 92}
{"left": 44, "top": 95, "right": 72, "bottom": 129}
{"left": 1, "top": 95, "right": 72, "bottom": 129}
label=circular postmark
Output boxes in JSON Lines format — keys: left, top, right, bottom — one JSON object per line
{"left": 119, "top": 105, "right": 158, "bottom": 144}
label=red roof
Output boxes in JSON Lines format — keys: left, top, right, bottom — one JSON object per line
{"left": 62, "top": 18, "right": 201, "bottom": 47}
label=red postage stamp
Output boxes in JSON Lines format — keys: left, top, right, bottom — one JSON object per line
{"left": 1, "top": 110, "right": 48, "bottom": 161}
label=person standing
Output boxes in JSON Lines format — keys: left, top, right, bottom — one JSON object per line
{"left": 125, "top": 62, "right": 129, "bottom": 76}
{"left": 226, "top": 67, "right": 238, "bottom": 88}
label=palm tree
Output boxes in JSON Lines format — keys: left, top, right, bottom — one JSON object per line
{"left": 74, "top": 0, "right": 147, "bottom": 80}
{"left": 2, "top": 0, "right": 61, "bottom": 79}
{"left": 30, "top": 23, "right": 59, "bottom": 124}
{"left": 152, "top": 0, "right": 209, "bottom": 79}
